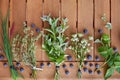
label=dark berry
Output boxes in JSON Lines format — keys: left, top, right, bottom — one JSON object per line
{"left": 113, "top": 47, "right": 118, "bottom": 52}
{"left": 36, "top": 28, "right": 40, "bottom": 33}
{"left": 62, "top": 64, "right": 66, "bottom": 68}
{"left": 16, "top": 62, "right": 21, "bottom": 67}
{"left": 31, "top": 23, "right": 35, "bottom": 28}
{"left": 65, "top": 70, "right": 70, "bottom": 75}
{"left": 0, "top": 55, "right": 4, "bottom": 60}
{"left": 89, "top": 63, "right": 93, "bottom": 67}
{"left": 95, "top": 64, "right": 100, "bottom": 68}
{"left": 20, "top": 67, "right": 24, "bottom": 72}
{"left": 84, "top": 61, "right": 88, "bottom": 65}
{"left": 56, "top": 66, "right": 60, "bottom": 69}
{"left": 98, "top": 29, "right": 103, "bottom": 34}
{"left": 95, "top": 56, "right": 100, "bottom": 61}
{"left": 83, "top": 29, "right": 88, "bottom": 34}
{"left": 97, "top": 70, "right": 102, "bottom": 75}
{"left": 67, "top": 55, "right": 72, "bottom": 61}
{"left": 3, "top": 63, "right": 8, "bottom": 67}
{"left": 88, "top": 70, "right": 93, "bottom": 74}
{"left": 47, "top": 62, "right": 51, "bottom": 67}
{"left": 69, "top": 63, "right": 74, "bottom": 68}
{"left": 40, "top": 63, "right": 44, "bottom": 68}
{"left": 87, "top": 55, "right": 92, "bottom": 60}
{"left": 83, "top": 67, "right": 88, "bottom": 72}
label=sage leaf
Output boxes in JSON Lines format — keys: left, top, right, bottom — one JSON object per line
{"left": 105, "top": 67, "right": 114, "bottom": 80}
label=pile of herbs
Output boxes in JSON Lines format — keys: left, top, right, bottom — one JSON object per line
{"left": 41, "top": 15, "right": 69, "bottom": 80}
{"left": 95, "top": 14, "right": 120, "bottom": 80}
{"left": 12, "top": 23, "right": 42, "bottom": 79}
{"left": 0, "top": 10, "right": 20, "bottom": 80}
{"left": 69, "top": 33, "right": 93, "bottom": 78}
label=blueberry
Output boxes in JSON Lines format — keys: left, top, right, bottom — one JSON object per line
{"left": 97, "top": 70, "right": 102, "bottom": 75}
{"left": 36, "top": 28, "right": 40, "bottom": 33}
{"left": 88, "top": 70, "right": 93, "bottom": 74}
{"left": 62, "top": 64, "right": 66, "bottom": 68}
{"left": 67, "top": 55, "right": 72, "bottom": 61}
{"left": 83, "top": 67, "right": 88, "bottom": 72}
{"left": 56, "top": 66, "right": 60, "bottom": 69}
{"left": 78, "top": 69, "right": 82, "bottom": 74}
{"left": 83, "top": 29, "right": 88, "bottom": 34}
{"left": 95, "top": 64, "right": 100, "bottom": 68}
{"left": 113, "top": 47, "right": 118, "bottom": 52}
{"left": 0, "top": 55, "right": 4, "bottom": 60}
{"left": 40, "top": 63, "right": 44, "bottom": 68}
{"left": 16, "top": 62, "right": 21, "bottom": 67}
{"left": 47, "top": 62, "right": 51, "bottom": 67}
{"left": 31, "top": 23, "right": 35, "bottom": 28}
{"left": 3, "top": 63, "right": 8, "bottom": 67}
{"left": 89, "top": 63, "right": 93, "bottom": 67}
{"left": 98, "top": 29, "right": 103, "bottom": 34}
{"left": 20, "top": 67, "right": 24, "bottom": 72}
{"left": 87, "top": 55, "right": 92, "bottom": 60}
{"left": 84, "top": 61, "right": 88, "bottom": 65}
{"left": 69, "top": 63, "right": 74, "bottom": 68}
{"left": 65, "top": 70, "right": 70, "bottom": 75}
{"left": 95, "top": 56, "right": 100, "bottom": 61}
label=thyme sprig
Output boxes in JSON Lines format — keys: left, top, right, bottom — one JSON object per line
{"left": 69, "top": 33, "right": 93, "bottom": 78}
{"left": 12, "top": 23, "right": 42, "bottom": 80}
{"left": 0, "top": 10, "right": 20, "bottom": 80}
{"left": 41, "top": 15, "right": 69, "bottom": 80}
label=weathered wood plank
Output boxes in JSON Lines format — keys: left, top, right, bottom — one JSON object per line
{"left": 78, "top": 0, "right": 94, "bottom": 61}
{"left": 94, "top": 0, "right": 110, "bottom": 61}
{"left": 26, "top": 0, "right": 43, "bottom": 61}
{"left": 111, "top": 0, "right": 120, "bottom": 53}
{"left": 10, "top": 0, "right": 26, "bottom": 38}
{"left": 61, "top": 0, "right": 77, "bottom": 61}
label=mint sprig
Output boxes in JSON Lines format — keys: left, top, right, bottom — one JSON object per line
{"left": 41, "top": 15, "right": 69, "bottom": 80}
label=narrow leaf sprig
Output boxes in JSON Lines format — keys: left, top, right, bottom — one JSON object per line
{"left": 95, "top": 15, "right": 120, "bottom": 80}
{"left": 12, "top": 23, "right": 42, "bottom": 79}
{"left": 41, "top": 15, "right": 69, "bottom": 80}
{"left": 69, "top": 33, "right": 93, "bottom": 78}
{"left": 0, "top": 10, "right": 19, "bottom": 80}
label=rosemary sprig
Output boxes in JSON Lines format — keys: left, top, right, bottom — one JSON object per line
{"left": 41, "top": 15, "right": 69, "bottom": 80}
{"left": 12, "top": 23, "right": 42, "bottom": 80}
{"left": 0, "top": 10, "right": 19, "bottom": 80}
{"left": 69, "top": 33, "right": 93, "bottom": 78}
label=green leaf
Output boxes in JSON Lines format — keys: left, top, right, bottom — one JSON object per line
{"left": 101, "top": 34, "right": 110, "bottom": 44}
{"left": 98, "top": 46, "right": 108, "bottom": 58}
{"left": 116, "top": 67, "right": 120, "bottom": 73}
{"left": 114, "top": 55, "right": 120, "bottom": 61}
{"left": 114, "top": 62, "right": 120, "bottom": 66}
{"left": 105, "top": 67, "right": 114, "bottom": 80}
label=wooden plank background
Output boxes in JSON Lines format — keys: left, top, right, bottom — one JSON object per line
{"left": 0, "top": 0, "right": 120, "bottom": 79}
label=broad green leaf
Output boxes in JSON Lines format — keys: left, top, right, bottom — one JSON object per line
{"left": 101, "top": 34, "right": 110, "bottom": 44}
{"left": 114, "top": 55, "right": 120, "bottom": 61}
{"left": 116, "top": 67, "right": 120, "bottom": 73}
{"left": 105, "top": 67, "right": 114, "bottom": 80}
{"left": 114, "top": 62, "right": 120, "bottom": 66}
{"left": 98, "top": 46, "right": 108, "bottom": 58}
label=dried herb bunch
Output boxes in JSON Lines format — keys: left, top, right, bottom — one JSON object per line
{"left": 94, "top": 15, "right": 120, "bottom": 80}
{"left": 0, "top": 10, "right": 20, "bottom": 80}
{"left": 12, "top": 23, "right": 42, "bottom": 79}
{"left": 69, "top": 33, "right": 93, "bottom": 78}
{"left": 41, "top": 15, "right": 69, "bottom": 80}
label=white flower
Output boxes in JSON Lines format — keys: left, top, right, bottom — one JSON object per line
{"left": 78, "top": 33, "right": 84, "bottom": 37}
{"left": 89, "top": 36, "right": 94, "bottom": 40}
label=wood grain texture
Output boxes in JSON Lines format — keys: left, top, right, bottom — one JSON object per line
{"left": 78, "top": 0, "right": 94, "bottom": 61}
{"left": 26, "top": 0, "right": 43, "bottom": 61}
{"left": 111, "top": 0, "right": 120, "bottom": 53}
{"left": 10, "top": 0, "right": 26, "bottom": 38}
{"left": 94, "top": 0, "right": 110, "bottom": 61}
{"left": 43, "top": 0, "right": 60, "bottom": 61}
{"left": 61, "top": 0, "right": 77, "bottom": 61}
{"left": 0, "top": 0, "right": 9, "bottom": 60}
